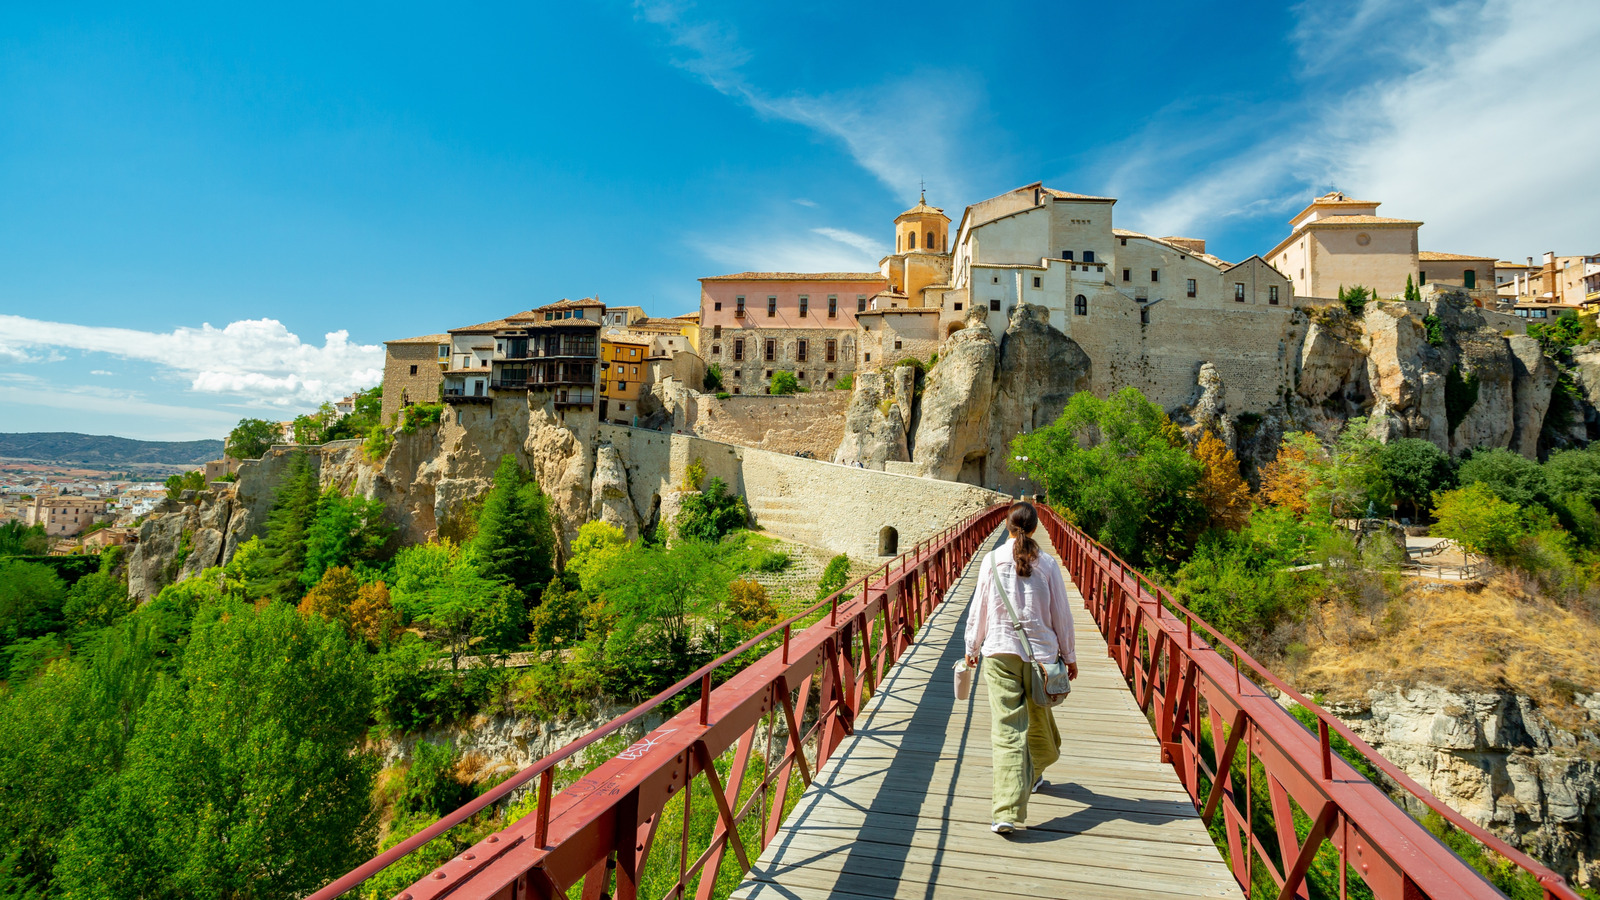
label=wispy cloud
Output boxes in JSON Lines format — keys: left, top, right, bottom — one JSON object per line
{"left": 690, "top": 227, "right": 883, "bottom": 273}
{"left": 634, "top": 1, "right": 983, "bottom": 203}
{"left": 0, "top": 315, "right": 382, "bottom": 408}
{"left": 1101, "top": 0, "right": 1600, "bottom": 255}
{"left": 792, "top": 198, "right": 818, "bottom": 208}
{"left": 812, "top": 227, "right": 886, "bottom": 260}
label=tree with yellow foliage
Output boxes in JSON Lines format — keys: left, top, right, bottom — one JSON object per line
{"left": 349, "top": 580, "right": 403, "bottom": 646}
{"left": 1192, "top": 430, "right": 1251, "bottom": 531}
{"left": 1258, "top": 435, "right": 1315, "bottom": 516}
{"left": 298, "top": 565, "right": 359, "bottom": 627}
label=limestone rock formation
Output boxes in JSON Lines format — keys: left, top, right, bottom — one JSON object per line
{"left": 1297, "top": 312, "right": 1366, "bottom": 406}
{"left": 833, "top": 370, "right": 911, "bottom": 469}
{"left": 1363, "top": 302, "right": 1448, "bottom": 446}
{"left": 126, "top": 491, "right": 240, "bottom": 602}
{"left": 1327, "top": 684, "right": 1600, "bottom": 888}
{"left": 589, "top": 444, "right": 639, "bottom": 540}
{"left": 1450, "top": 326, "right": 1515, "bottom": 455}
{"left": 1509, "top": 334, "right": 1558, "bottom": 459}
{"left": 910, "top": 316, "right": 1000, "bottom": 484}
{"left": 1183, "top": 362, "right": 1235, "bottom": 447}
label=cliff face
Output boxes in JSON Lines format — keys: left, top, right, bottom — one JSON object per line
{"left": 1327, "top": 685, "right": 1600, "bottom": 888}
{"left": 128, "top": 395, "right": 611, "bottom": 601}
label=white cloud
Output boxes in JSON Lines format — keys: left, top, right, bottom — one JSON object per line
{"left": 634, "top": 1, "right": 982, "bottom": 203}
{"left": 1104, "top": 0, "right": 1600, "bottom": 256}
{"left": 690, "top": 227, "right": 883, "bottom": 273}
{"left": 792, "top": 198, "right": 818, "bottom": 208}
{"left": 0, "top": 315, "right": 382, "bottom": 407}
{"left": 89, "top": 369, "right": 114, "bottom": 376}
{"left": 812, "top": 227, "right": 886, "bottom": 260}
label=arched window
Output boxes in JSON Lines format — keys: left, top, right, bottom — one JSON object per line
{"left": 1074, "top": 294, "right": 1088, "bottom": 316}
{"left": 925, "top": 231, "right": 935, "bottom": 249}
{"left": 878, "top": 525, "right": 899, "bottom": 556}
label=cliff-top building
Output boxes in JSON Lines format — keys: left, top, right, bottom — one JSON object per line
{"left": 1264, "top": 192, "right": 1422, "bottom": 299}
{"left": 442, "top": 298, "right": 602, "bottom": 418}
{"left": 380, "top": 334, "right": 450, "bottom": 424}
{"left": 698, "top": 272, "right": 885, "bottom": 394}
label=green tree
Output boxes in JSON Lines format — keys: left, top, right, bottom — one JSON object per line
{"left": 225, "top": 418, "right": 280, "bottom": 460}
{"left": 249, "top": 451, "right": 321, "bottom": 603}
{"left": 0, "top": 621, "right": 160, "bottom": 896}
{"left": 61, "top": 551, "right": 134, "bottom": 638}
{"left": 1009, "top": 387, "right": 1203, "bottom": 566}
{"left": 703, "top": 364, "right": 723, "bottom": 392}
{"left": 1170, "top": 510, "right": 1324, "bottom": 648}
{"left": 770, "top": 371, "right": 801, "bottom": 395}
{"left": 389, "top": 540, "right": 459, "bottom": 619}
{"left": 674, "top": 477, "right": 748, "bottom": 543}
{"left": 589, "top": 540, "right": 735, "bottom": 689}
{"left": 56, "top": 601, "right": 378, "bottom": 900}
{"left": 419, "top": 559, "right": 526, "bottom": 668}
{"left": 0, "top": 559, "right": 67, "bottom": 669}
{"left": 1457, "top": 447, "right": 1549, "bottom": 509}
{"left": 0, "top": 521, "right": 48, "bottom": 557}
{"left": 1379, "top": 438, "right": 1455, "bottom": 520}
{"left": 163, "top": 469, "right": 206, "bottom": 501}
{"left": 1338, "top": 284, "right": 1374, "bottom": 314}
{"left": 529, "top": 583, "right": 588, "bottom": 651}
{"left": 300, "top": 488, "right": 395, "bottom": 589}
{"left": 298, "top": 565, "right": 360, "bottom": 627}
{"left": 1404, "top": 273, "right": 1421, "bottom": 304}
{"left": 1544, "top": 445, "right": 1600, "bottom": 508}
{"left": 469, "top": 457, "right": 556, "bottom": 599}
{"left": 566, "top": 521, "right": 629, "bottom": 594}
{"left": 816, "top": 554, "right": 851, "bottom": 600}
{"left": 1432, "top": 483, "right": 1536, "bottom": 562}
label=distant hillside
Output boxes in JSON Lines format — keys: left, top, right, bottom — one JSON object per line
{"left": 0, "top": 433, "right": 224, "bottom": 467}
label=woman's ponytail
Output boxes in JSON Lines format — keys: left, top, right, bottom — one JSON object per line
{"left": 1008, "top": 501, "right": 1040, "bottom": 577}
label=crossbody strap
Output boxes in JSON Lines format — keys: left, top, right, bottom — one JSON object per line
{"left": 988, "top": 555, "right": 1037, "bottom": 664}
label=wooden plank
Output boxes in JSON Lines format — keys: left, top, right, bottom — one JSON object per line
{"left": 733, "top": 525, "right": 1245, "bottom": 900}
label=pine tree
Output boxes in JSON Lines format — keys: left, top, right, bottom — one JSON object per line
{"left": 1404, "top": 273, "right": 1420, "bottom": 303}
{"left": 469, "top": 457, "right": 556, "bottom": 599}
{"left": 250, "top": 452, "right": 321, "bottom": 603}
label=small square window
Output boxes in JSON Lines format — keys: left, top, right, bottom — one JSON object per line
{"left": 1119, "top": 237, "right": 1127, "bottom": 246}
{"left": 1122, "top": 268, "right": 1131, "bottom": 282}
{"left": 1186, "top": 279, "right": 1197, "bottom": 298}
{"left": 1033, "top": 276, "right": 1041, "bottom": 288}
{"left": 953, "top": 302, "right": 963, "bottom": 311}
{"left": 711, "top": 344, "right": 721, "bottom": 355}
{"left": 733, "top": 386, "right": 741, "bottom": 394}
{"left": 733, "top": 369, "right": 741, "bottom": 378}
{"left": 1150, "top": 269, "right": 1160, "bottom": 283}
{"left": 894, "top": 339, "right": 902, "bottom": 349}
{"left": 1062, "top": 251, "right": 1074, "bottom": 261}
{"left": 989, "top": 298, "right": 1001, "bottom": 311}
{"left": 1083, "top": 251, "right": 1095, "bottom": 263}
{"left": 1234, "top": 283, "right": 1246, "bottom": 302}
{"left": 409, "top": 365, "right": 418, "bottom": 375}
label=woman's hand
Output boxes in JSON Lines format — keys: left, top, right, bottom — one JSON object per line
{"left": 1068, "top": 662, "right": 1079, "bottom": 680}
{"left": 965, "top": 654, "right": 980, "bottom": 667}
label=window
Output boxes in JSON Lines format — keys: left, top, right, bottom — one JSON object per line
{"left": 1420, "top": 271, "right": 1428, "bottom": 284}
{"left": 764, "top": 339, "right": 775, "bottom": 361}
{"left": 733, "top": 369, "right": 741, "bottom": 378}
{"left": 797, "top": 339, "right": 808, "bottom": 362}
{"left": 1119, "top": 237, "right": 1127, "bottom": 246}
{"left": 1234, "top": 283, "right": 1246, "bottom": 302}
{"left": 828, "top": 295, "right": 837, "bottom": 317}
{"left": 767, "top": 296, "right": 776, "bottom": 317}
{"left": 765, "top": 370, "right": 772, "bottom": 378}
{"left": 1186, "top": 279, "right": 1196, "bottom": 298}
{"left": 735, "top": 296, "right": 746, "bottom": 317}
{"left": 629, "top": 349, "right": 637, "bottom": 358}
{"left": 1062, "top": 251, "right": 1074, "bottom": 261}
{"left": 826, "top": 370, "right": 835, "bottom": 380}
{"left": 1074, "top": 294, "right": 1087, "bottom": 316}
{"left": 799, "top": 295, "right": 809, "bottom": 317}
{"left": 989, "top": 298, "right": 1001, "bottom": 311}
{"left": 992, "top": 275, "right": 1000, "bottom": 284}
{"left": 1122, "top": 268, "right": 1131, "bottom": 282}
{"left": 714, "top": 301, "right": 722, "bottom": 311}
{"left": 1084, "top": 251, "right": 1095, "bottom": 263}
{"left": 857, "top": 295, "right": 867, "bottom": 312}
{"left": 711, "top": 344, "right": 721, "bottom": 356}
{"left": 864, "top": 352, "right": 870, "bottom": 362}
{"left": 1150, "top": 269, "right": 1160, "bottom": 282}
{"left": 1464, "top": 269, "right": 1476, "bottom": 289}
{"left": 1033, "top": 276, "right": 1041, "bottom": 288}
{"left": 1140, "top": 306, "right": 1149, "bottom": 324}
{"left": 713, "top": 325, "right": 721, "bottom": 339}
{"left": 926, "top": 231, "right": 935, "bottom": 249}
{"left": 733, "top": 339, "right": 744, "bottom": 361}
{"left": 826, "top": 339, "right": 837, "bottom": 362}
{"left": 409, "top": 365, "right": 418, "bottom": 375}
{"left": 953, "top": 302, "right": 963, "bottom": 311}
{"left": 631, "top": 366, "right": 638, "bottom": 375}
{"left": 1269, "top": 285, "right": 1280, "bottom": 305}
{"left": 618, "top": 402, "right": 627, "bottom": 411}
{"left": 545, "top": 312, "right": 554, "bottom": 320}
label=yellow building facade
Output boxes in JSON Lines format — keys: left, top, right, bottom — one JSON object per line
{"left": 600, "top": 337, "right": 652, "bottom": 425}
{"left": 880, "top": 193, "right": 954, "bottom": 308}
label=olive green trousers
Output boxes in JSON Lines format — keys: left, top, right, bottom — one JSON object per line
{"left": 983, "top": 653, "right": 1062, "bottom": 824}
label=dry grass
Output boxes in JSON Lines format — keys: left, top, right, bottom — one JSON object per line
{"left": 1298, "top": 575, "right": 1600, "bottom": 730}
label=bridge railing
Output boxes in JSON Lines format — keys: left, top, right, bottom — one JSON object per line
{"left": 1037, "top": 504, "right": 1579, "bottom": 900}
{"left": 311, "top": 503, "right": 1010, "bottom": 900}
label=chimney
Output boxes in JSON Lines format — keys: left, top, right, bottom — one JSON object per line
{"left": 1528, "top": 256, "right": 1534, "bottom": 267}
{"left": 1544, "top": 251, "right": 1555, "bottom": 265}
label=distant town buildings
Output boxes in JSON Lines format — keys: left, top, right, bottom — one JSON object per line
{"left": 24, "top": 494, "right": 110, "bottom": 537}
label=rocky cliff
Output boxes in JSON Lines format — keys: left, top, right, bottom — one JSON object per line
{"left": 835, "top": 291, "right": 1586, "bottom": 493}
{"left": 1326, "top": 685, "right": 1600, "bottom": 888}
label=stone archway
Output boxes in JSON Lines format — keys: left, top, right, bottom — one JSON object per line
{"left": 878, "top": 525, "right": 899, "bottom": 556}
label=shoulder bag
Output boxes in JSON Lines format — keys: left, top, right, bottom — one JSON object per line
{"left": 989, "top": 555, "right": 1071, "bottom": 707}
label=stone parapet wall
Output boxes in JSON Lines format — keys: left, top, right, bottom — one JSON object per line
{"left": 598, "top": 424, "right": 1004, "bottom": 561}
{"left": 685, "top": 391, "right": 850, "bottom": 458}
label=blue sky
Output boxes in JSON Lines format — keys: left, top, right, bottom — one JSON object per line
{"left": 2, "top": 0, "right": 1596, "bottom": 440}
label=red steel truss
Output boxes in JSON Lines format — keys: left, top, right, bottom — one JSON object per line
{"left": 1036, "top": 503, "right": 1580, "bottom": 900}
{"left": 310, "top": 503, "right": 1010, "bottom": 900}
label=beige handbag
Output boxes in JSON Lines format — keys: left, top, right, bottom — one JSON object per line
{"left": 953, "top": 657, "right": 975, "bottom": 700}
{"left": 990, "top": 556, "right": 1071, "bottom": 707}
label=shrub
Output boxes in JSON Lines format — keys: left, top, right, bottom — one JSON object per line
{"left": 770, "top": 371, "right": 800, "bottom": 395}
{"left": 674, "top": 477, "right": 748, "bottom": 543}
{"left": 703, "top": 364, "right": 723, "bottom": 393}
{"left": 816, "top": 554, "right": 851, "bottom": 600}
{"left": 750, "top": 548, "right": 792, "bottom": 573}
{"left": 350, "top": 581, "right": 403, "bottom": 646}
{"left": 1458, "top": 447, "right": 1547, "bottom": 509}
{"left": 715, "top": 391, "right": 731, "bottom": 400}
{"left": 529, "top": 583, "right": 588, "bottom": 651}
{"left": 1432, "top": 483, "right": 1536, "bottom": 562}
{"left": 726, "top": 579, "right": 777, "bottom": 634}
{"left": 395, "top": 741, "right": 476, "bottom": 818}
{"left": 682, "top": 457, "right": 707, "bottom": 492}
{"left": 1337, "top": 284, "right": 1374, "bottom": 314}
{"left": 362, "top": 426, "right": 394, "bottom": 463}
{"left": 1422, "top": 314, "right": 1444, "bottom": 346}
{"left": 833, "top": 374, "right": 853, "bottom": 391}
{"left": 399, "top": 403, "right": 444, "bottom": 434}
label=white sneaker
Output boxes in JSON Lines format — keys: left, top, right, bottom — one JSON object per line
{"left": 991, "top": 821, "right": 1024, "bottom": 834}
{"left": 1032, "top": 777, "right": 1047, "bottom": 794}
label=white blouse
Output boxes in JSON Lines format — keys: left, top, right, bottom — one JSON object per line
{"left": 962, "top": 538, "right": 1077, "bottom": 664}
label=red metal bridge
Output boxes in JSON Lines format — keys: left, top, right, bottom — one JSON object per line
{"left": 313, "top": 503, "right": 1581, "bottom": 900}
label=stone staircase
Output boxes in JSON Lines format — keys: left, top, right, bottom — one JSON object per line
{"left": 746, "top": 534, "right": 877, "bottom": 613}
{"left": 745, "top": 495, "right": 833, "bottom": 549}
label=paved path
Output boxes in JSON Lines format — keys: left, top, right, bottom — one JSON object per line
{"left": 732, "top": 526, "right": 1243, "bottom": 900}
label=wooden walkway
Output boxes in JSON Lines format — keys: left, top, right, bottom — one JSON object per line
{"left": 733, "top": 527, "right": 1244, "bottom": 900}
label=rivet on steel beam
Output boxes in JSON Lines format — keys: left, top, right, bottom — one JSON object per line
{"left": 487, "top": 835, "right": 499, "bottom": 843}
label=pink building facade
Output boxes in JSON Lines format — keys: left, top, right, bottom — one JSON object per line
{"left": 698, "top": 273, "right": 887, "bottom": 394}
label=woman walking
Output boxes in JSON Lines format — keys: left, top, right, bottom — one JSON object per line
{"left": 963, "top": 501, "right": 1077, "bottom": 834}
